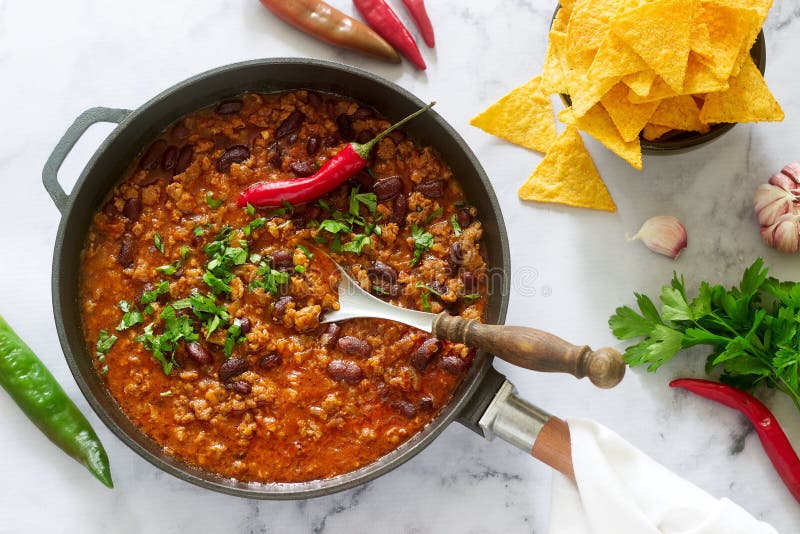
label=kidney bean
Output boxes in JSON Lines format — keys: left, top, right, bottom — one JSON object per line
{"left": 186, "top": 342, "right": 213, "bottom": 366}
{"left": 218, "top": 357, "right": 248, "bottom": 382}
{"left": 411, "top": 338, "right": 443, "bottom": 372}
{"left": 216, "top": 145, "right": 250, "bottom": 173}
{"left": 272, "top": 296, "right": 293, "bottom": 323}
{"left": 238, "top": 317, "right": 252, "bottom": 335}
{"left": 229, "top": 380, "right": 251, "bottom": 395}
{"left": 354, "top": 106, "right": 374, "bottom": 120}
{"left": 336, "top": 114, "right": 355, "bottom": 141}
{"left": 414, "top": 179, "right": 445, "bottom": 198}
{"left": 307, "top": 92, "right": 322, "bottom": 107}
{"left": 388, "top": 130, "right": 406, "bottom": 144}
{"left": 419, "top": 395, "right": 434, "bottom": 411}
{"left": 337, "top": 336, "right": 371, "bottom": 358}
{"left": 216, "top": 99, "right": 243, "bottom": 115}
{"left": 117, "top": 235, "right": 135, "bottom": 267}
{"left": 327, "top": 359, "right": 364, "bottom": 385}
{"left": 102, "top": 201, "right": 117, "bottom": 217}
{"left": 161, "top": 145, "right": 178, "bottom": 171}
{"left": 460, "top": 271, "right": 479, "bottom": 292}
{"left": 455, "top": 208, "right": 473, "bottom": 229}
{"left": 448, "top": 242, "right": 464, "bottom": 272}
{"left": 320, "top": 323, "right": 342, "bottom": 348}
{"left": 322, "top": 136, "right": 339, "bottom": 149}
{"left": 174, "top": 145, "right": 194, "bottom": 174}
{"left": 391, "top": 400, "right": 417, "bottom": 419}
{"left": 269, "top": 250, "right": 294, "bottom": 272}
{"left": 439, "top": 356, "right": 466, "bottom": 375}
{"left": 140, "top": 139, "right": 167, "bottom": 171}
{"left": 367, "top": 261, "right": 397, "bottom": 285}
{"left": 373, "top": 176, "right": 402, "bottom": 201}
{"left": 122, "top": 197, "right": 142, "bottom": 220}
{"left": 355, "top": 130, "right": 373, "bottom": 144}
{"left": 171, "top": 122, "right": 189, "bottom": 140}
{"left": 289, "top": 161, "right": 316, "bottom": 177}
{"left": 389, "top": 194, "right": 408, "bottom": 226}
{"left": 275, "top": 111, "right": 305, "bottom": 139}
{"left": 266, "top": 142, "right": 283, "bottom": 168}
{"left": 306, "top": 136, "right": 319, "bottom": 156}
{"left": 259, "top": 353, "right": 281, "bottom": 370}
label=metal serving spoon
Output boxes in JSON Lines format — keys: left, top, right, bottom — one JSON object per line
{"left": 320, "top": 262, "right": 626, "bottom": 389}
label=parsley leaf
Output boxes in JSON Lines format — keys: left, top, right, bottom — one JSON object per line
{"left": 140, "top": 281, "right": 170, "bottom": 306}
{"left": 250, "top": 261, "right": 290, "bottom": 296}
{"left": 206, "top": 192, "right": 223, "bottom": 209}
{"left": 318, "top": 219, "right": 351, "bottom": 235}
{"left": 153, "top": 233, "right": 165, "bottom": 254}
{"left": 136, "top": 304, "right": 199, "bottom": 375}
{"left": 116, "top": 300, "right": 143, "bottom": 331}
{"left": 349, "top": 187, "right": 378, "bottom": 216}
{"left": 609, "top": 258, "right": 800, "bottom": 412}
{"left": 156, "top": 261, "right": 181, "bottom": 276}
{"left": 450, "top": 214, "right": 462, "bottom": 237}
{"left": 341, "top": 234, "right": 371, "bottom": 254}
{"left": 95, "top": 330, "right": 117, "bottom": 362}
{"left": 410, "top": 224, "right": 434, "bottom": 266}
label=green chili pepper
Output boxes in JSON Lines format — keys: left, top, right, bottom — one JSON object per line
{"left": 0, "top": 314, "right": 113, "bottom": 488}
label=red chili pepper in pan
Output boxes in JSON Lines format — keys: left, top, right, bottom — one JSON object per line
{"left": 353, "top": 0, "right": 427, "bottom": 70}
{"left": 671, "top": 378, "right": 800, "bottom": 504}
{"left": 237, "top": 102, "right": 435, "bottom": 208}
{"left": 402, "top": 0, "right": 435, "bottom": 48}
{"left": 259, "top": 0, "right": 401, "bottom": 64}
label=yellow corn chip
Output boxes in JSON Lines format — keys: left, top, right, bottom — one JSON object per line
{"left": 642, "top": 123, "right": 673, "bottom": 140}
{"left": 551, "top": 5, "right": 572, "bottom": 32}
{"left": 601, "top": 83, "right": 660, "bottom": 142}
{"left": 587, "top": 31, "right": 648, "bottom": 80}
{"left": 650, "top": 95, "right": 709, "bottom": 132}
{"left": 627, "top": 76, "right": 677, "bottom": 103}
{"left": 470, "top": 77, "right": 557, "bottom": 154}
{"left": 566, "top": 0, "right": 623, "bottom": 72}
{"left": 541, "top": 31, "right": 569, "bottom": 95}
{"left": 559, "top": 105, "right": 642, "bottom": 169}
{"left": 690, "top": 4, "right": 714, "bottom": 58}
{"left": 568, "top": 74, "right": 620, "bottom": 118}
{"left": 700, "top": 56, "right": 784, "bottom": 123}
{"left": 518, "top": 126, "right": 616, "bottom": 212}
{"left": 695, "top": 3, "right": 759, "bottom": 81}
{"left": 610, "top": 0, "right": 694, "bottom": 92}
{"left": 623, "top": 69, "right": 657, "bottom": 97}
{"left": 559, "top": 0, "right": 577, "bottom": 12}
{"left": 682, "top": 53, "right": 729, "bottom": 94}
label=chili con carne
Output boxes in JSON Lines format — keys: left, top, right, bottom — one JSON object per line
{"left": 0, "top": 314, "right": 113, "bottom": 488}
{"left": 259, "top": 0, "right": 401, "bottom": 63}
{"left": 402, "top": 0, "right": 434, "bottom": 48}
{"left": 353, "top": 0, "right": 427, "bottom": 70}
{"left": 671, "top": 378, "right": 800, "bottom": 504}
{"left": 237, "top": 102, "right": 435, "bottom": 208}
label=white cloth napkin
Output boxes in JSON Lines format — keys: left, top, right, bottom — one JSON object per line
{"left": 549, "top": 418, "right": 778, "bottom": 534}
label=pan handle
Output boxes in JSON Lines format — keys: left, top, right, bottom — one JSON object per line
{"left": 42, "top": 107, "right": 131, "bottom": 214}
{"left": 478, "top": 379, "right": 575, "bottom": 480}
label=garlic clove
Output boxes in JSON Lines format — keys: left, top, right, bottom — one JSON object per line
{"left": 765, "top": 213, "right": 800, "bottom": 253}
{"left": 769, "top": 171, "right": 800, "bottom": 194}
{"left": 753, "top": 183, "right": 795, "bottom": 226}
{"left": 629, "top": 215, "right": 687, "bottom": 259}
{"left": 781, "top": 162, "right": 800, "bottom": 183}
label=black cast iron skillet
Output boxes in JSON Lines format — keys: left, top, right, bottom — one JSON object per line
{"left": 42, "top": 58, "right": 618, "bottom": 498}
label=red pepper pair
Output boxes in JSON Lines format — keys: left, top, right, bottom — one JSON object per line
{"left": 354, "top": 0, "right": 433, "bottom": 70}
{"left": 671, "top": 379, "right": 800, "bottom": 504}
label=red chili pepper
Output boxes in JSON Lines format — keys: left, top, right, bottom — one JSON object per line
{"left": 671, "top": 378, "right": 800, "bottom": 504}
{"left": 402, "top": 0, "right": 434, "bottom": 48}
{"left": 353, "top": 0, "right": 427, "bottom": 70}
{"left": 237, "top": 102, "right": 435, "bottom": 208}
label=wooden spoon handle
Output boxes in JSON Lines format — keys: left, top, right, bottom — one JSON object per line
{"left": 432, "top": 313, "right": 625, "bottom": 388}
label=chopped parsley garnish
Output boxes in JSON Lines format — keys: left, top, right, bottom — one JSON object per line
{"left": 424, "top": 207, "right": 443, "bottom": 225}
{"left": 116, "top": 300, "right": 143, "bottom": 331}
{"left": 192, "top": 225, "right": 205, "bottom": 237}
{"left": 172, "top": 292, "right": 229, "bottom": 339}
{"left": 136, "top": 304, "right": 198, "bottom": 375}
{"left": 153, "top": 233, "right": 165, "bottom": 254}
{"left": 206, "top": 192, "right": 223, "bottom": 209}
{"left": 95, "top": 330, "right": 117, "bottom": 360}
{"left": 223, "top": 319, "right": 247, "bottom": 358}
{"left": 250, "top": 261, "right": 291, "bottom": 296}
{"left": 156, "top": 261, "right": 181, "bottom": 276}
{"left": 341, "top": 234, "right": 371, "bottom": 254}
{"left": 410, "top": 224, "right": 434, "bottom": 266}
{"left": 243, "top": 217, "right": 267, "bottom": 236}
{"left": 203, "top": 270, "right": 232, "bottom": 296}
{"left": 420, "top": 290, "right": 431, "bottom": 312}
{"left": 245, "top": 202, "right": 256, "bottom": 216}
{"left": 296, "top": 244, "right": 313, "bottom": 258}
{"left": 462, "top": 293, "right": 481, "bottom": 303}
{"left": 180, "top": 245, "right": 191, "bottom": 261}
{"left": 295, "top": 265, "right": 306, "bottom": 274}
{"left": 349, "top": 187, "right": 377, "bottom": 216}
{"left": 416, "top": 281, "right": 443, "bottom": 297}
{"left": 318, "top": 219, "right": 351, "bottom": 234}
{"left": 202, "top": 225, "right": 247, "bottom": 296}
{"left": 318, "top": 199, "right": 332, "bottom": 212}
{"left": 450, "top": 214, "right": 462, "bottom": 237}
{"left": 141, "top": 281, "right": 170, "bottom": 306}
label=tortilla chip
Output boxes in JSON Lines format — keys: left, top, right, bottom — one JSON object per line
{"left": 601, "top": 82, "right": 659, "bottom": 142}
{"left": 627, "top": 76, "right": 677, "bottom": 103}
{"left": 518, "top": 126, "right": 616, "bottom": 212}
{"left": 610, "top": 0, "right": 694, "bottom": 92}
{"left": 541, "top": 31, "right": 569, "bottom": 95}
{"left": 551, "top": 5, "right": 572, "bottom": 32}
{"left": 650, "top": 95, "right": 709, "bottom": 132}
{"left": 559, "top": 0, "right": 577, "bottom": 12}
{"left": 559, "top": 105, "right": 642, "bottom": 169}
{"left": 588, "top": 31, "right": 648, "bottom": 80}
{"left": 694, "top": 3, "right": 760, "bottom": 81}
{"left": 642, "top": 123, "right": 673, "bottom": 141}
{"left": 470, "top": 77, "right": 557, "bottom": 153}
{"left": 682, "top": 53, "right": 729, "bottom": 94}
{"left": 690, "top": 4, "right": 714, "bottom": 58}
{"left": 699, "top": 56, "right": 784, "bottom": 123}
{"left": 568, "top": 74, "right": 620, "bottom": 118}
{"left": 623, "top": 69, "right": 657, "bottom": 97}
{"left": 565, "top": 0, "right": 623, "bottom": 72}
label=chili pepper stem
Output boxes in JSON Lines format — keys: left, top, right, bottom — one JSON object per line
{"left": 353, "top": 102, "right": 436, "bottom": 160}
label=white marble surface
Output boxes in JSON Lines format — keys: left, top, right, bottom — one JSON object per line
{"left": 1, "top": 0, "right": 799, "bottom": 532}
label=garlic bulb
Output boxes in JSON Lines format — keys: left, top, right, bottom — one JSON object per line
{"left": 629, "top": 216, "right": 687, "bottom": 259}
{"left": 754, "top": 163, "right": 800, "bottom": 253}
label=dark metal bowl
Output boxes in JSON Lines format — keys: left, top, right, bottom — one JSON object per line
{"left": 42, "top": 59, "right": 511, "bottom": 498}
{"left": 553, "top": 5, "right": 767, "bottom": 155}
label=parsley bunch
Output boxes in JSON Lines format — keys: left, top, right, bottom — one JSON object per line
{"left": 314, "top": 188, "right": 379, "bottom": 254}
{"left": 609, "top": 259, "right": 800, "bottom": 412}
